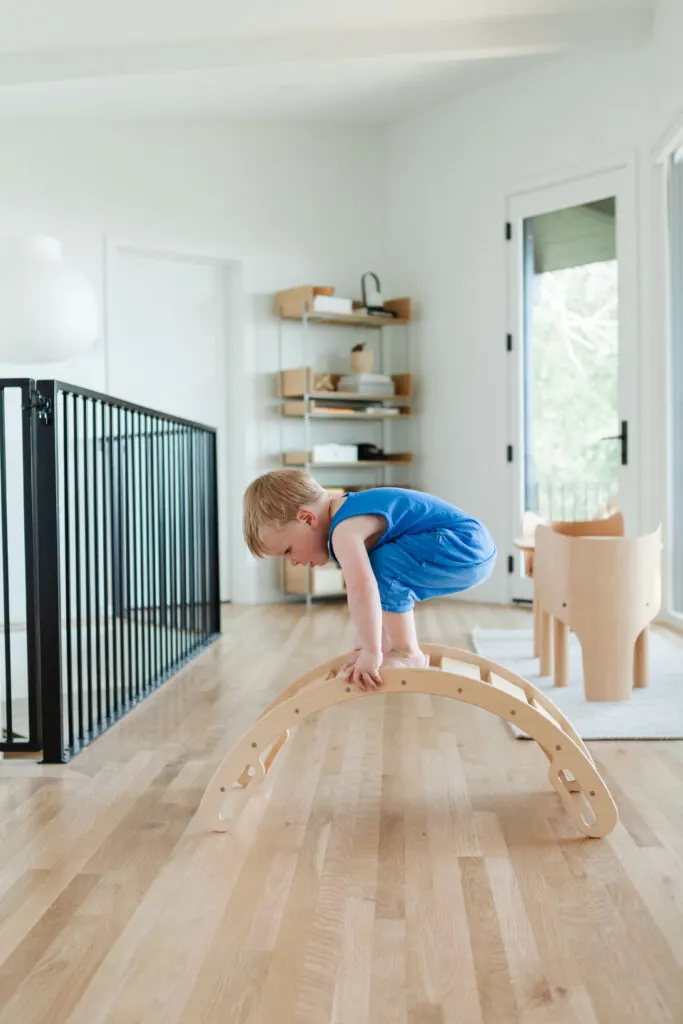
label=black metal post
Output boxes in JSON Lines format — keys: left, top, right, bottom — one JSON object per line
{"left": 22, "top": 383, "right": 42, "bottom": 752}
{"left": 35, "top": 381, "right": 65, "bottom": 763}
{"left": 0, "top": 390, "right": 14, "bottom": 746}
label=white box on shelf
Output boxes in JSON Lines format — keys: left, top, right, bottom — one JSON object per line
{"left": 337, "top": 373, "right": 396, "bottom": 395}
{"left": 312, "top": 295, "right": 353, "bottom": 314}
{"left": 311, "top": 443, "right": 358, "bottom": 463}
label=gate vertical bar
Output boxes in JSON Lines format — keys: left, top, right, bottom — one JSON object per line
{"left": 207, "top": 430, "right": 220, "bottom": 636}
{"left": 130, "top": 409, "right": 140, "bottom": 699}
{"left": 170, "top": 423, "right": 179, "bottom": 665}
{"left": 124, "top": 408, "right": 133, "bottom": 704}
{"left": 101, "top": 400, "right": 111, "bottom": 724}
{"left": 188, "top": 429, "right": 197, "bottom": 643}
{"left": 92, "top": 399, "right": 102, "bottom": 729}
{"left": 72, "top": 393, "right": 84, "bottom": 744}
{"left": 179, "top": 426, "right": 187, "bottom": 659}
{"left": 83, "top": 395, "right": 93, "bottom": 735}
{"left": 199, "top": 433, "right": 208, "bottom": 638}
{"left": 62, "top": 391, "right": 74, "bottom": 750}
{"left": 109, "top": 403, "right": 119, "bottom": 719}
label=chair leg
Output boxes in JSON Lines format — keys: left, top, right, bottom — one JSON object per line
{"left": 533, "top": 595, "right": 540, "bottom": 658}
{"left": 539, "top": 606, "right": 553, "bottom": 677}
{"left": 578, "top": 631, "right": 636, "bottom": 702}
{"left": 553, "top": 619, "right": 569, "bottom": 687}
{"left": 634, "top": 627, "right": 649, "bottom": 689}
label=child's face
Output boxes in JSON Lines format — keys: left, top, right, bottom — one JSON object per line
{"left": 261, "top": 509, "right": 330, "bottom": 567}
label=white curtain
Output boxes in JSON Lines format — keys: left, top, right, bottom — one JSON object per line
{"left": 670, "top": 150, "right": 683, "bottom": 614}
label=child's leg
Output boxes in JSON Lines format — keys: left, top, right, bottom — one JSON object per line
{"left": 381, "top": 609, "right": 429, "bottom": 669}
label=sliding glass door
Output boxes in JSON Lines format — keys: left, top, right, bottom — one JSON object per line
{"left": 507, "top": 165, "right": 639, "bottom": 601}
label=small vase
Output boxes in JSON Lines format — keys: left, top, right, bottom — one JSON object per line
{"left": 350, "top": 349, "right": 374, "bottom": 375}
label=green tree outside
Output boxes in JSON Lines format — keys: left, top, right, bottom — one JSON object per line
{"left": 527, "top": 260, "right": 619, "bottom": 520}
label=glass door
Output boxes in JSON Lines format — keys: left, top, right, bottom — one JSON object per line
{"left": 507, "top": 167, "right": 639, "bottom": 601}
{"left": 669, "top": 148, "right": 683, "bottom": 618}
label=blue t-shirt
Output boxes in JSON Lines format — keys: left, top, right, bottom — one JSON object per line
{"left": 327, "top": 487, "right": 492, "bottom": 564}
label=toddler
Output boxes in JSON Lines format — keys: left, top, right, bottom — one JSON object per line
{"left": 243, "top": 470, "right": 496, "bottom": 691}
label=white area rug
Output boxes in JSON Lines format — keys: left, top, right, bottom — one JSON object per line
{"left": 471, "top": 627, "right": 683, "bottom": 740}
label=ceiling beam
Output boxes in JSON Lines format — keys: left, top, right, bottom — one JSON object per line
{"left": 0, "top": 10, "right": 653, "bottom": 88}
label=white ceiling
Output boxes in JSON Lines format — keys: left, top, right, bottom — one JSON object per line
{"left": 0, "top": 0, "right": 654, "bottom": 123}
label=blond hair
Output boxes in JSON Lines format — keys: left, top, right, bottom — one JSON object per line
{"left": 243, "top": 469, "right": 325, "bottom": 557}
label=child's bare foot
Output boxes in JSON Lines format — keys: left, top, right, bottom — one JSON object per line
{"left": 381, "top": 647, "right": 429, "bottom": 671}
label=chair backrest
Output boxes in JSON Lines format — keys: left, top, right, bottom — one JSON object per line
{"left": 534, "top": 524, "right": 571, "bottom": 621}
{"left": 551, "top": 510, "right": 625, "bottom": 538}
{"left": 566, "top": 526, "right": 662, "bottom": 639}
{"left": 534, "top": 524, "right": 662, "bottom": 635}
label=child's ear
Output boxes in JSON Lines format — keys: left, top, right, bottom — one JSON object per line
{"left": 297, "top": 508, "right": 316, "bottom": 527}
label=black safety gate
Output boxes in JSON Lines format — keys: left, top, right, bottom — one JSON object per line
{"left": 0, "top": 379, "right": 220, "bottom": 763}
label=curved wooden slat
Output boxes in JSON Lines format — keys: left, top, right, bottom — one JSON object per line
{"left": 196, "top": 647, "right": 618, "bottom": 839}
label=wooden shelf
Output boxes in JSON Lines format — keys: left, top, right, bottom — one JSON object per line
{"left": 282, "top": 401, "right": 411, "bottom": 420}
{"left": 305, "top": 390, "right": 412, "bottom": 403}
{"left": 279, "top": 369, "right": 413, "bottom": 402}
{"left": 283, "top": 453, "right": 413, "bottom": 468}
{"left": 275, "top": 287, "right": 415, "bottom": 601}
{"left": 299, "top": 311, "right": 409, "bottom": 328}
{"left": 276, "top": 287, "right": 411, "bottom": 328}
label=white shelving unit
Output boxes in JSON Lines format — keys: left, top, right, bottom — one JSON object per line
{"left": 275, "top": 286, "right": 414, "bottom": 602}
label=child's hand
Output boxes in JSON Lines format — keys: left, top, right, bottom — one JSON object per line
{"left": 344, "top": 649, "right": 382, "bottom": 691}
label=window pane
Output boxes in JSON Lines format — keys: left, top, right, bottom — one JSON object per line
{"left": 523, "top": 201, "right": 619, "bottom": 522}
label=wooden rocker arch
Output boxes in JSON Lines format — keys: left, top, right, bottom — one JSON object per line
{"left": 197, "top": 645, "right": 618, "bottom": 839}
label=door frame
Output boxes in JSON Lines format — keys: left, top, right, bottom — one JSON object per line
{"left": 103, "top": 237, "right": 244, "bottom": 605}
{"left": 655, "top": 122, "right": 683, "bottom": 631}
{"left": 505, "top": 156, "right": 640, "bottom": 602}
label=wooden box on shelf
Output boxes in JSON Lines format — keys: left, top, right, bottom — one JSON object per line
{"left": 279, "top": 367, "right": 413, "bottom": 401}
{"left": 275, "top": 286, "right": 412, "bottom": 326}
{"left": 285, "top": 562, "right": 345, "bottom": 596}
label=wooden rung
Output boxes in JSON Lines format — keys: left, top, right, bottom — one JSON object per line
{"left": 528, "top": 697, "right": 557, "bottom": 724}
{"left": 488, "top": 673, "right": 530, "bottom": 703}
{"left": 441, "top": 657, "right": 481, "bottom": 680}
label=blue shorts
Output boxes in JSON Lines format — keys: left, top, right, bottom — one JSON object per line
{"left": 368, "top": 526, "right": 497, "bottom": 614}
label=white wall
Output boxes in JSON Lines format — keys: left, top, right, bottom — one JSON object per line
{"left": 387, "top": 0, "right": 683, "bottom": 605}
{"left": 0, "top": 121, "right": 388, "bottom": 605}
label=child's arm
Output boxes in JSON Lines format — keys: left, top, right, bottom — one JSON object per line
{"left": 330, "top": 516, "right": 384, "bottom": 690}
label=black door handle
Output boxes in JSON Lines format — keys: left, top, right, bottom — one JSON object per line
{"left": 600, "top": 419, "right": 628, "bottom": 466}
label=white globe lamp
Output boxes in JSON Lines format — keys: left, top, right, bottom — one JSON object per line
{"left": 0, "top": 236, "right": 99, "bottom": 363}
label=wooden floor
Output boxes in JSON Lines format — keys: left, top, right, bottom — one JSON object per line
{"left": 1, "top": 600, "right": 683, "bottom": 1024}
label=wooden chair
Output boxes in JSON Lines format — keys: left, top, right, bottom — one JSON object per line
{"left": 536, "top": 511, "right": 625, "bottom": 675}
{"left": 515, "top": 511, "right": 624, "bottom": 662}
{"left": 195, "top": 646, "right": 619, "bottom": 839}
{"left": 534, "top": 523, "right": 661, "bottom": 700}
